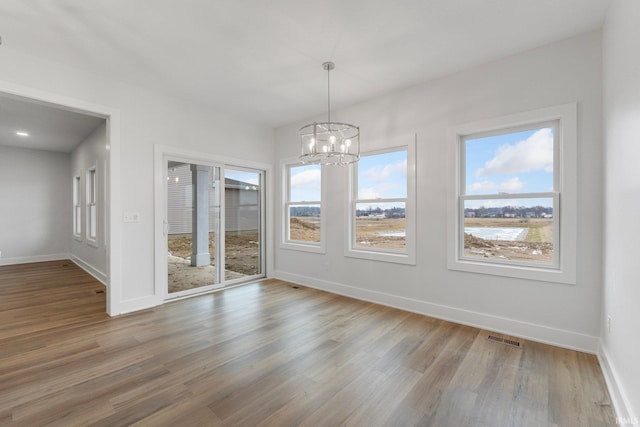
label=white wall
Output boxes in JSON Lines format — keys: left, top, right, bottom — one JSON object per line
{"left": 71, "top": 121, "right": 108, "bottom": 283}
{"left": 602, "top": 0, "right": 640, "bottom": 422}
{"left": 0, "top": 145, "right": 71, "bottom": 264}
{"left": 275, "top": 32, "right": 604, "bottom": 352}
{"left": 0, "top": 46, "right": 274, "bottom": 314}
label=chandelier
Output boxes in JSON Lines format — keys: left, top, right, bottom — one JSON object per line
{"left": 299, "top": 61, "right": 360, "bottom": 165}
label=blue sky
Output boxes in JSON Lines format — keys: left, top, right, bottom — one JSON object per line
{"left": 288, "top": 150, "right": 407, "bottom": 208}
{"left": 357, "top": 150, "right": 407, "bottom": 199}
{"left": 465, "top": 127, "right": 554, "bottom": 208}
{"left": 290, "top": 164, "right": 321, "bottom": 201}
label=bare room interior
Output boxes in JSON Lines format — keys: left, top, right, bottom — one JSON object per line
{"left": 0, "top": 1, "right": 638, "bottom": 425}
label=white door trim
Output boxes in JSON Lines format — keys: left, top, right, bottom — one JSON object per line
{"left": 0, "top": 80, "right": 122, "bottom": 316}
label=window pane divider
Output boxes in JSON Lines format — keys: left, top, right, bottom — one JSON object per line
{"left": 355, "top": 197, "right": 407, "bottom": 204}
{"left": 461, "top": 192, "right": 557, "bottom": 200}
{"left": 286, "top": 201, "right": 321, "bottom": 206}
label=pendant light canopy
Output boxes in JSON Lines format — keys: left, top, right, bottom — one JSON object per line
{"left": 299, "top": 62, "right": 360, "bottom": 165}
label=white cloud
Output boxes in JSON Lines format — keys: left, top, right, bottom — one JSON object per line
{"left": 363, "top": 159, "right": 407, "bottom": 183}
{"left": 499, "top": 177, "right": 524, "bottom": 192}
{"left": 358, "top": 182, "right": 400, "bottom": 199}
{"left": 467, "top": 180, "right": 496, "bottom": 193}
{"left": 358, "top": 187, "right": 381, "bottom": 199}
{"left": 476, "top": 128, "right": 553, "bottom": 177}
{"left": 467, "top": 177, "right": 524, "bottom": 193}
{"left": 291, "top": 168, "right": 320, "bottom": 189}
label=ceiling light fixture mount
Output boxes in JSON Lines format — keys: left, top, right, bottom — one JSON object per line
{"left": 299, "top": 61, "right": 359, "bottom": 166}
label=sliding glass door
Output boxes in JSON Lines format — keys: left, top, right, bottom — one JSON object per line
{"left": 166, "top": 162, "right": 221, "bottom": 295}
{"left": 224, "top": 168, "right": 263, "bottom": 282}
{"left": 165, "top": 159, "right": 264, "bottom": 298}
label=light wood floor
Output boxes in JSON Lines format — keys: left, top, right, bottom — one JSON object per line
{"left": 0, "top": 261, "right": 615, "bottom": 426}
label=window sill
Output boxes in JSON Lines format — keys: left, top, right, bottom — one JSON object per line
{"left": 448, "top": 257, "right": 576, "bottom": 285}
{"left": 345, "top": 248, "right": 415, "bottom": 265}
{"left": 280, "top": 241, "right": 325, "bottom": 254}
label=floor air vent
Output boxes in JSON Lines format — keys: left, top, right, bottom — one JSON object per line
{"left": 487, "top": 335, "right": 521, "bottom": 348}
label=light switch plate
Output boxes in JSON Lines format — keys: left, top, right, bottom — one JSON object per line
{"left": 123, "top": 212, "right": 140, "bottom": 223}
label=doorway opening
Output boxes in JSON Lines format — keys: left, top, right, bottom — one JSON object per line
{"left": 0, "top": 84, "right": 119, "bottom": 315}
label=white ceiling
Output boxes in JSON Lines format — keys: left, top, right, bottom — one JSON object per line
{"left": 0, "top": 94, "right": 104, "bottom": 153}
{"left": 0, "top": 0, "right": 610, "bottom": 137}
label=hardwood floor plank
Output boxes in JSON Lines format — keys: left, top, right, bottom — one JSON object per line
{"left": 402, "top": 324, "right": 478, "bottom": 415}
{"left": 254, "top": 350, "right": 377, "bottom": 427}
{"left": 130, "top": 400, "right": 221, "bottom": 427}
{"left": 298, "top": 367, "right": 388, "bottom": 426}
{"left": 0, "top": 261, "right": 616, "bottom": 426}
{"left": 344, "top": 366, "right": 423, "bottom": 427}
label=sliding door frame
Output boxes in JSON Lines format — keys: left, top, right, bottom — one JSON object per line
{"left": 154, "top": 145, "right": 272, "bottom": 302}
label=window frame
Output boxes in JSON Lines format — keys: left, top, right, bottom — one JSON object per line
{"left": 346, "top": 137, "right": 416, "bottom": 265}
{"left": 86, "top": 165, "right": 98, "bottom": 246}
{"left": 281, "top": 159, "right": 325, "bottom": 253}
{"left": 73, "top": 173, "right": 82, "bottom": 240}
{"left": 447, "top": 103, "right": 577, "bottom": 284}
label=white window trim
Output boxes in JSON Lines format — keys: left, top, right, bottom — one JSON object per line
{"left": 86, "top": 165, "right": 99, "bottom": 247}
{"left": 280, "top": 158, "right": 326, "bottom": 254}
{"left": 447, "top": 103, "right": 577, "bottom": 284}
{"left": 345, "top": 136, "right": 416, "bottom": 265}
{"left": 73, "top": 172, "right": 83, "bottom": 241}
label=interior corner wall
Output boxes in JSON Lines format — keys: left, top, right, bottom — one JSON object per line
{"left": 602, "top": 0, "right": 640, "bottom": 421}
{"left": 71, "top": 121, "right": 108, "bottom": 283}
{"left": 0, "top": 145, "right": 71, "bottom": 264}
{"left": 274, "top": 31, "right": 604, "bottom": 352}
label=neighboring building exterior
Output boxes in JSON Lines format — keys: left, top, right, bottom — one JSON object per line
{"left": 167, "top": 163, "right": 259, "bottom": 235}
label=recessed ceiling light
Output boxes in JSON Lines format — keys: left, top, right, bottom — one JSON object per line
{"left": 16, "top": 131, "right": 29, "bottom": 137}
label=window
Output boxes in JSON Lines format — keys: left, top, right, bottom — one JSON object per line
{"left": 347, "top": 140, "right": 416, "bottom": 265}
{"left": 282, "top": 161, "right": 324, "bottom": 252}
{"left": 73, "top": 174, "right": 82, "bottom": 239}
{"left": 448, "top": 104, "right": 577, "bottom": 284}
{"left": 86, "top": 167, "right": 97, "bottom": 243}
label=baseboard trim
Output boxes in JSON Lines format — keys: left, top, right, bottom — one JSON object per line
{"left": 70, "top": 256, "right": 107, "bottom": 286}
{"left": 273, "top": 270, "right": 599, "bottom": 354}
{"left": 117, "top": 295, "right": 162, "bottom": 316}
{"left": 0, "top": 253, "right": 70, "bottom": 266}
{"left": 598, "top": 342, "right": 638, "bottom": 425}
